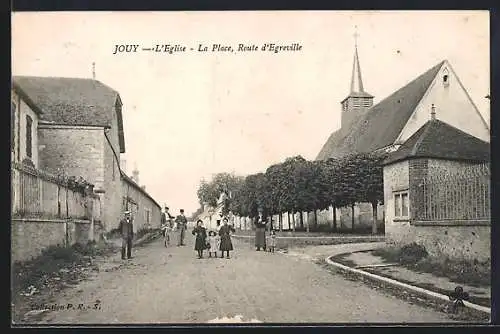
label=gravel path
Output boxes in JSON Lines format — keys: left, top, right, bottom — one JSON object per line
{"left": 23, "top": 237, "right": 453, "bottom": 324}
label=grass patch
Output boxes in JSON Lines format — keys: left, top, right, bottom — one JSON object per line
{"left": 372, "top": 243, "right": 491, "bottom": 288}
{"left": 12, "top": 241, "right": 118, "bottom": 293}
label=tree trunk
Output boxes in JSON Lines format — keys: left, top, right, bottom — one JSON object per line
{"left": 351, "top": 204, "right": 355, "bottom": 231}
{"left": 372, "top": 202, "right": 378, "bottom": 235}
{"left": 306, "top": 212, "right": 310, "bottom": 233}
{"left": 279, "top": 213, "right": 283, "bottom": 232}
{"left": 299, "top": 212, "right": 304, "bottom": 228}
{"left": 287, "top": 212, "right": 291, "bottom": 231}
{"left": 314, "top": 210, "right": 318, "bottom": 228}
{"left": 292, "top": 212, "right": 296, "bottom": 232}
{"left": 332, "top": 204, "right": 337, "bottom": 231}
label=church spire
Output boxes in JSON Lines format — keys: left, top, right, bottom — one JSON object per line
{"left": 350, "top": 27, "right": 365, "bottom": 93}
{"left": 340, "top": 26, "right": 374, "bottom": 129}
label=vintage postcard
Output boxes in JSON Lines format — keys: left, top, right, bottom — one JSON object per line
{"left": 11, "top": 10, "right": 491, "bottom": 325}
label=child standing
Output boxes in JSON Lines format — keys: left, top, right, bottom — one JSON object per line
{"left": 219, "top": 218, "right": 235, "bottom": 259}
{"left": 207, "top": 230, "right": 219, "bottom": 258}
{"left": 269, "top": 230, "right": 277, "bottom": 253}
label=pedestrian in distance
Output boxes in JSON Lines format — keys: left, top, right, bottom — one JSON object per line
{"left": 269, "top": 229, "right": 277, "bottom": 253}
{"left": 119, "top": 210, "right": 134, "bottom": 260}
{"left": 175, "top": 209, "right": 188, "bottom": 246}
{"left": 219, "top": 217, "right": 236, "bottom": 259}
{"left": 254, "top": 210, "right": 267, "bottom": 251}
{"left": 192, "top": 219, "right": 207, "bottom": 259}
{"left": 207, "top": 230, "right": 219, "bottom": 258}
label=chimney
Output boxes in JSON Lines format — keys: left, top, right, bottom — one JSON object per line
{"left": 431, "top": 104, "right": 436, "bottom": 120}
{"left": 92, "top": 62, "right": 96, "bottom": 80}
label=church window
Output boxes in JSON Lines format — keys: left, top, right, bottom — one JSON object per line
{"left": 442, "top": 68, "right": 450, "bottom": 87}
{"left": 394, "top": 190, "right": 409, "bottom": 219}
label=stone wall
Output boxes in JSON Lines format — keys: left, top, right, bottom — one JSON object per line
{"left": 386, "top": 221, "right": 490, "bottom": 262}
{"left": 11, "top": 218, "right": 92, "bottom": 263}
{"left": 102, "top": 114, "right": 123, "bottom": 231}
{"left": 384, "top": 158, "right": 490, "bottom": 262}
{"left": 38, "top": 125, "right": 105, "bottom": 190}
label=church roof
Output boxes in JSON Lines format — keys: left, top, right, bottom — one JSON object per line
{"left": 383, "top": 119, "right": 490, "bottom": 165}
{"left": 316, "top": 60, "right": 445, "bottom": 160}
{"left": 12, "top": 76, "right": 126, "bottom": 153}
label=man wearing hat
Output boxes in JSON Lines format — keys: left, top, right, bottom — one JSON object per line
{"left": 175, "top": 209, "right": 188, "bottom": 246}
{"left": 119, "top": 210, "right": 134, "bottom": 259}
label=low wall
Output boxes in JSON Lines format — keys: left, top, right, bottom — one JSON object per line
{"left": 386, "top": 220, "right": 490, "bottom": 262}
{"left": 11, "top": 218, "right": 93, "bottom": 263}
{"left": 233, "top": 234, "right": 385, "bottom": 248}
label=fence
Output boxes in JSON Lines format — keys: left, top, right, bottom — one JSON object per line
{"left": 420, "top": 163, "right": 490, "bottom": 222}
{"left": 11, "top": 163, "right": 100, "bottom": 220}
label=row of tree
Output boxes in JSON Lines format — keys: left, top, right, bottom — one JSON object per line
{"left": 196, "top": 152, "right": 386, "bottom": 234}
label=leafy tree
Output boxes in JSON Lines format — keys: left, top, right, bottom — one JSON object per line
{"left": 196, "top": 180, "right": 218, "bottom": 207}
{"left": 352, "top": 152, "right": 386, "bottom": 234}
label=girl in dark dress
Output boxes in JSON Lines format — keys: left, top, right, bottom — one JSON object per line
{"left": 192, "top": 219, "right": 207, "bottom": 259}
{"left": 219, "top": 217, "right": 235, "bottom": 259}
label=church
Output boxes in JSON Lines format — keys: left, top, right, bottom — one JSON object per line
{"left": 314, "top": 39, "right": 490, "bottom": 230}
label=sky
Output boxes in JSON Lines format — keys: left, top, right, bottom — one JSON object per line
{"left": 12, "top": 11, "right": 490, "bottom": 215}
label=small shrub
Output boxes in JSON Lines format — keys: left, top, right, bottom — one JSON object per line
{"left": 106, "top": 227, "right": 121, "bottom": 239}
{"left": 41, "top": 244, "right": 79, "bottom": 262}
{"left": 399, "top": 243, "right": 429, "bottom": 264}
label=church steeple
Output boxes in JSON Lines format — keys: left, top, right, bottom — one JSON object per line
{"left": 350, "top": 39, "right": 365, "bottom": 93}
{"left": 340, "top": 26, "right": 374, "bottom": 129}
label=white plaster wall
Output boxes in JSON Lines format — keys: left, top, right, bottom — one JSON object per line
{"left": 397, "top": 61, "right": 490, "bottom": 144}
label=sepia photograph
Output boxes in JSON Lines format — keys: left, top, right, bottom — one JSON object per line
{"left": 11, "top": 10, "right": 491, "bottom": 325}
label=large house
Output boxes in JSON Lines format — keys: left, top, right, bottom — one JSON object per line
{"left": 314, "top": 43, "right": 490, "bottom": 229}
{"left": 12, "top": 76, "right": 162, "bottom": 232}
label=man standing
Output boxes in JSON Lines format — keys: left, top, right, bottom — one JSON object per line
{"left": 119, "top": 211, "right": 134, "bottom": 259}
{"left": 175, "top": 209, "right": 188, "bottom": 246}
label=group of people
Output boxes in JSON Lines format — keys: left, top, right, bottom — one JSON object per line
{"left": 160, "top": 206, "right": 188, "bottom": 247}
{"left": 192, "top": 217, "right": 236, "bottom": 259}
{"left": 118, "top": 206, "right": 189, "bottom": 260}
{"left": 118, "top": 206, "right": 278, "bottom": 261}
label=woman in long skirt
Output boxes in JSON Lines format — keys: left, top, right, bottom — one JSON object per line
{"left": 254, "top": 212, "right": 267, "bottom": 251}
{"left": 219, "top": 217, "right": 235, "bottom": 259}
{"left": 192, "top": 219, "right": 207, "bottom": 259}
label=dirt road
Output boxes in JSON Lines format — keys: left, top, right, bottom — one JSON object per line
{"left": 21, "top": 237, "right": 453, "bottom": 324}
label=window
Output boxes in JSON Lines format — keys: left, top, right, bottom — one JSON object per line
{"left": 394, "top": 191, "right": 409, "bottom": 219}
{"left": 11, "top": 102, "right": 16, "bottom": 152}
{"left": 442, "top": 68, "right": 450, "bottom": 87}
{"left": 26, "top": 115, "right": 33, "bottom": 158}
{"left": 145, "top": 209, "right": 150, "bottom": 223}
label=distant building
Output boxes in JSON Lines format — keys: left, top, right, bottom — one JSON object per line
{"left": 121, "top": 171, "right": 161, "bottom": 232}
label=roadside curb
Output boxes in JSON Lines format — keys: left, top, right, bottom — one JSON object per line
{"left": 324, "top": 255, "right": 491, "bottom": 316}
{"left": 233, "top": 235, "right": 385, "bottom": 240}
